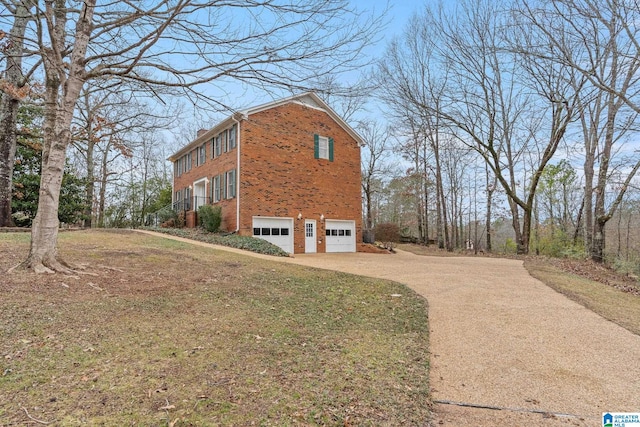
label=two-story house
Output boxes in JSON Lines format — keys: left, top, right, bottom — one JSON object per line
{"left": 168, "top": 92, "right": 363, "bottom": 254}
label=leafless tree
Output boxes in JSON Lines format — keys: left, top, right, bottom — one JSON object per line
{"left": 376, "top": 14, "right": 452, "bottom": 248}
{"left": 359, "top": 120, "right": 394, "bottom": 230}
{"left": 70, "top": 81, "right": 179, "bottom": 227}
{"left": 519, "top": 0, "right": 640, "bottom": 262}
{"left": 378, "top": 0, "right": 586, "bottom": 255}
{"left": 1, "top": 0, "right": 382, "bottom": 273}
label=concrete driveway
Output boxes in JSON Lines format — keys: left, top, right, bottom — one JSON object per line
{"left": 138, "top": 231, "right": 640, "bottom": 426}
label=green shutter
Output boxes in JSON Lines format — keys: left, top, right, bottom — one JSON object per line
{"left": 329, "top": 137, "right": 334, "bottom": 162}
{"left": 231, "top": 169, "right": 236, "bottom": 198}
{"left": 314, "top": 134, "right": 319, "bottom": 159}
{"left": 222, "top": 172, "right": 227, "bottom": 199}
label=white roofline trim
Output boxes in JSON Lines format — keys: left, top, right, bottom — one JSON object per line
{"left": 168, "top": 92, "right": 363, "bottom": 161}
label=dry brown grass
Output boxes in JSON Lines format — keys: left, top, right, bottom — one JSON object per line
{"left": 524, "top": 257, "right": 640, "bottom": 336}
{"left": 0, "top": 230, "right": 430, "bottom": 426}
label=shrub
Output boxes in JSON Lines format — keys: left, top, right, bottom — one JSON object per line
{"left": 374, "top": 222, "right": 401, "bottom": 250}
{"left": 175, "top": 211, "right": 186, "bottom": 228}
{"left": 198, "top": 205, "right": 222, "bottom": 232}
{"left": 503, "top": 238, "right": 517, "bottom": 254}
{"left": 144, "top": 227, "right": 290, "bottom": 257}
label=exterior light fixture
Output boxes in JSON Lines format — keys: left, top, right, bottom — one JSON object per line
{"left": 297, "top": 213, "right": 302, "bottom": 220}
{"left": 320, "top": 214, "right": 325, "bottom": 222}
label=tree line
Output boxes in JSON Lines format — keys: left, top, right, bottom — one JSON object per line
{"left": 0, "top": 0, "right": 380, "bottom": 273}
{"left": 360, "top": 0, "right": 640, "bottom": 266}
{"left": 2, "top": 0, "right": 639, "bottom": 272}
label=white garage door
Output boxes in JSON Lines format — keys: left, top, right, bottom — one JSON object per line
{"left": 325, "top": 220, "right": 356, "bottom": 253}
{"left": 252, "top": 217, "right": 294, "bottom": 253}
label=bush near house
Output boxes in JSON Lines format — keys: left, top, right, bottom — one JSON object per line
{"left": 198, "top": 205, "right": 222, "bottom": 232}
{"left": 148, "top": 227, "right": 290, "bottom": 257}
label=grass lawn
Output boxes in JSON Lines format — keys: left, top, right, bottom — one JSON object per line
{"left": 524, "top": 257, "right": 640, "bottom": 336}
{"left": 0, "top": 230, "right": 430, "bottom": 426}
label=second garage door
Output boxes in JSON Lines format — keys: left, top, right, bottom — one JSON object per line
{"left": 252, "top": 217, "right": 294, "bottom": 253}
{"left": 325, "top": 220, "right": 356, "bottom": 253}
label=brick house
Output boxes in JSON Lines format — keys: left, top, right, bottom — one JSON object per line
{"left": 168, "top": 92, "right": 363, "bottom": 254}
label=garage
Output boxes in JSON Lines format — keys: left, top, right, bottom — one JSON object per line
{"left": 325, "top": 220, "right": 356, "bottom": 253}
{"left": 252, "top": 217, "right": 294, "bottom": 253}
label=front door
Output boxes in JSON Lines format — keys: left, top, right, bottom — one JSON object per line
{"left": 305, "top": 220, "right": 317, "bottom": 253}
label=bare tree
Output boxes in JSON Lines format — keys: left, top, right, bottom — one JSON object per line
{"left": 519, "top": 0, "right": 640, "bottom": 262}
{"left": 376, "top": 14, "right": 451, "bottom": 248}
{"left": 359, "top": 120, "right": 394, "bottom": 230}
{"left": 1, "top": 0, "right": 381, "bottom": 273}
{"left": 379, "top": 0, "right": 586, "bottom": 255}
{"left": 70, "top": 81, "right": 178, "bottom": 227}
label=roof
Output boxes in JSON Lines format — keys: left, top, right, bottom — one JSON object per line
{"left": 167, "top": 92, "right": 364, "bottom": 161}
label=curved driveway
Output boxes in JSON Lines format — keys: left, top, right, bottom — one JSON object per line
{"left": 138, "top": 231, "right": 640, "bottom": 426}
{"left": 285, "top": 250, "right": 640, "bottom": 426}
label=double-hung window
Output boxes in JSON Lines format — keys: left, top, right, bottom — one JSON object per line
{"left": 314, "top": 134, "right": 334, "bottom": 161}
{"left": 185, "top": 152, "right": 192, "bottom": 171}
{"left": 228, "top": 125, "right": 237, "bottom": 150}
{"left": 213, "top": 175, "right": 221, "bottom": 202}
{"left": 225, "top": 169, "right": 236, "bottom": 199}
{"left": 214, "top": 134, "right": 222, "bottom": 157}
{"left": 222, "top": 130, "right": 228, "bottom": 153}
{"left": 197, "top": 144, "right": 206, "bottom": 166}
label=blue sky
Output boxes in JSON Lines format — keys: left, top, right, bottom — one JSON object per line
{"left": 181, "top": 1, "right": 419, "bottom": 129}
{"left": 159, "top": 0, "right": 425, "bottom": 152}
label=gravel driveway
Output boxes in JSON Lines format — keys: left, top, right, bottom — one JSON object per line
{"left": 138, "top": 232, "right": 640, "bottom": 426}
{"left": 283, "top": 250, "right": 640, "bottom": 426}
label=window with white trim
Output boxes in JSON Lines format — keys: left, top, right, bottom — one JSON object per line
{"left": 214, "top": 134, "right": 222, "bottom": 158}
{"left": 314, "top": 134, "right": 334, "bottom": 161}
{"left": 185, "top": 152, "right": 192, "bottom": 171}
{"left": 196, "top": 144, "right": 206, "bottom": 166}
{"left": 318, "top": 136, "right": 328, "bottom": 159}
{"left": 228, "top": 124, "right": 237, "bottom": 150}
{"left": 222, "top": 130, "right": 228, "bottom": 153}
{"left": 213, "top": 174, "right": 221, "bottom": 202}
{"left": 225, "top": 169, "right": 236, "bottom": 199}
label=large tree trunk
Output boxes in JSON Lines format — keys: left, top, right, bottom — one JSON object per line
{"left": 23, "top": 137, "right": 71, "bottom": 273}
{"left": 19, "top": 0, "right": 95, "bottom": 273}
{"left": 592, "top": 218, "right": 606, "bottom": 263}
{"left": 0, "top": 2, "right": 32, "bottom": 227}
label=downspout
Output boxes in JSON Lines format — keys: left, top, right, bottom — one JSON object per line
{"left": 232, "top": 114, "right": 243, "bottom": 232}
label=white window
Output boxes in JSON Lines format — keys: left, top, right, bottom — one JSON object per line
{"left": 314, "top": 134, "right": 334, "bottom": 161}
{"left": 225, "top": 169, "right": 236, "bottom": 199}
{"left": 318, "top": 136, "right": 329, "bottom": 159}
{"left": 228, "top": 125, "right": 237, "bottom": 150}
{"left": 196, "top": 144, "right": 206, "bottom": 166}
{"left": 222, "top": 130, "right": 228, "bottom": 153}
{"left": 214, "top": 134, "right": 222, "bottom": 157}
{"left": 213, "top": 175, "right": 221, "bottom": 202}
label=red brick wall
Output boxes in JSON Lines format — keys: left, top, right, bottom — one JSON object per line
{"left": 238, "top": 102, "right": 362, "bottom": 253}
{"left": 173, "top": 132, "right": 239, "bottom": 231}
{"left": 172, "top": 101, "right": 363, "bottom": 253}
